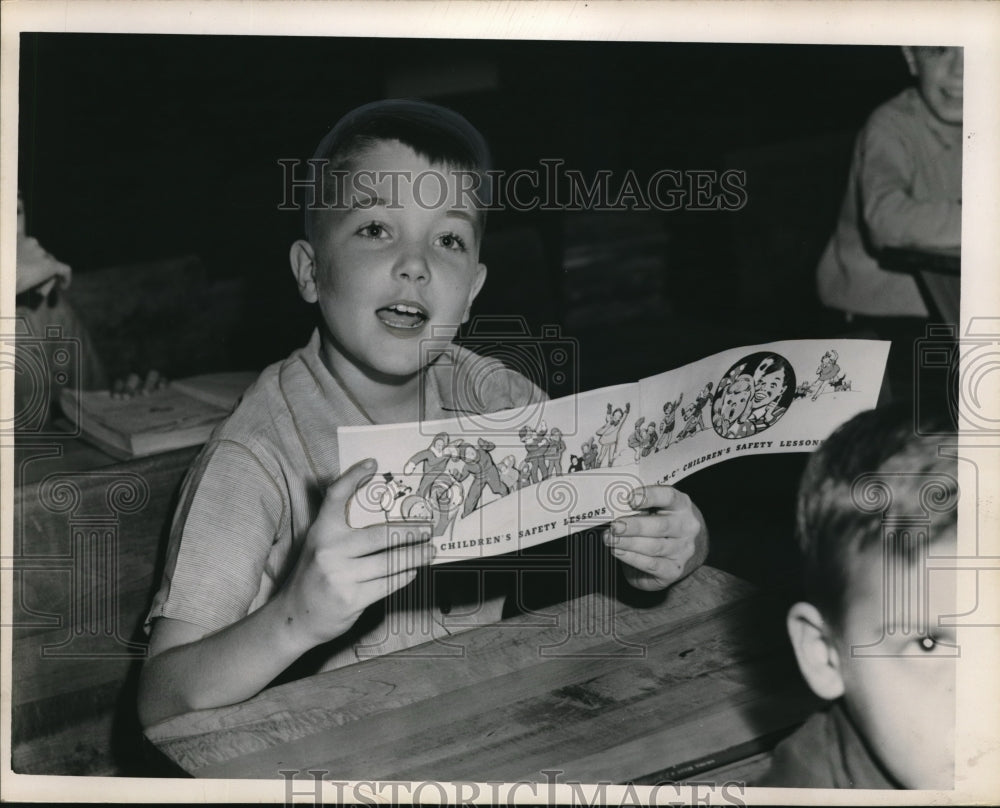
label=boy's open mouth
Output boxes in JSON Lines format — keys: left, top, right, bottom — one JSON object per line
{"left": 376, "top": 302, "right": 429, "bottom": 330}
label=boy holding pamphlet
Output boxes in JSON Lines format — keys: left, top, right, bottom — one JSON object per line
{"left": 138, "top": 100, "right": 709, "bottom": 726}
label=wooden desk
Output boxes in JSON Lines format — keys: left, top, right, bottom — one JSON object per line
{"left": 145, "top": 566, "right": 819, "bottom": 783}
{"left": 10, "top": 441, "right": 200, "bottom": 775}
{"left": 880, "top": 246, "right": 961, "bottom": 324}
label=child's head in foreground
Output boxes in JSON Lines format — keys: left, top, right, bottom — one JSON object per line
{"left": 788, "top": 403, "right": 958, "bottom": 788}
{"left": 290, "top": 99, "right": 492, "bottom": 383}
{"left": 902, "top": 46, "right": 963, "bottom": 125}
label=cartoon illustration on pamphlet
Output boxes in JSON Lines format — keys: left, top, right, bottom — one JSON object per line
{"left": 424, "top": 472, "right": 466, "bottom": 537}
{"left": 518, "top": 422, "right": 550, "bottom": 483}
{"left": 497, "top": 454, "right": 520, "bottom": 491}
{"left": 388, "top": 430, "right": 514, "bottom": 535}
{"left": 675, "top": 383, "right": 713, "bottom": 441}
{"left": 454, "top": 438, "right": 510, "bottom": 517}
{"left": 621, "top": 415, "right": 659, "bottom": 463}
{"left": 378, "top": 472, "right": 412, "bottom": 512}
{"left": 338, "top": 338, "right": 891, "bottom": 564}
{"left": 381, "top": 469, "right": 462, "bottom": 540}
{"left": 653, "top": 393, "right": 683, "bottom": 452}
{"left": 624, "top": 416, "right": 647, "bottom": 464}
{"left": 399, "top": 495, "right": 434, "bottom": 521}
{"left": 712, "top": 373, "right": 755, "bottom": 439}
{"left": 403, "top": 432, "right": 452, "bottom": 498}
{"left": 711, "top": 352, "right": 796, "bottom": 439}
{"left": 517, "top": 461, "right": 534, "bottom": 489}
{"left": 641, "top": 419, "right": 658, "bottom": 457}
{"left": 594, "top": 402, "right": 631, "bottom": 467}
{"left": 794, "top": 349, "right": 854, "bottom": 400}
{"left": 545, "top": 427, "right": 567, "bottom": 477}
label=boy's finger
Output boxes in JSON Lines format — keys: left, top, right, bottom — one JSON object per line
{"left": 353, "top": 541, "right": 436, "bottom": 581}
{"left": 628, "top": 485, "right": 690, "bottom": 512}
{"left": 605, "top": 547, "right": 674, "bottom": 577}
{"left": 345, "top": 521, "right": 433, "bottom": 558}
{"left": 142, "top": 369, "right": 161, "bottom": 394}
{"left": 52, "top": 257, "right": 72, "bottom": 287}
{"left": 604, "top": 532, "right": 692, "bottom": 561}
{"left": 357, "top": 568, "right": 420, "bottom": 604}
{"left": 311, "top": 459, "right": 378, "bottom": 537}
{"left": 607, "top": 511, "right": 700, "bottom": 541}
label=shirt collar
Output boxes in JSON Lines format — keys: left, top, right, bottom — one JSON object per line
{"left": 279, "top": 329, "right": 451, "bottom": 484}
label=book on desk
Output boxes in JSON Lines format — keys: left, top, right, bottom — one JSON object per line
{"left": 59, "top": 371, "right": 257, "bottom": 460}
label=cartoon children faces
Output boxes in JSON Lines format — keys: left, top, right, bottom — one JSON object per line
{"left": 711, "top": 353, "right": 795, "bottom": 439}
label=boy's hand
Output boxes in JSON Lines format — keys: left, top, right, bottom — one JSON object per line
{"left": 111, "top": 369, "right": 168, "bottom": 399}
{"left": 276, "top": 459, "right": 434, "bottom": 645}
{"left": 603, "top": 486, "right": 709, "bottom": 591}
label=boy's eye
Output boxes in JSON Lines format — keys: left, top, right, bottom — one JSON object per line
{"left": 357, "top": 222, "right": 388, "bottom": 239}
{"left": 437, "top": 233, "right": 467, "bottom": 252}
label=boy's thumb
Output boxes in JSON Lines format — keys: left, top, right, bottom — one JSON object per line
{"left": 315, "top": 459, "right": 378, "bottom": 530}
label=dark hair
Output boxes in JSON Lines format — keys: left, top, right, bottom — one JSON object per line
{"left": 796, "top": 402, "right": 958, "bottom": 630}
{"left": 304, "top": 99, "right": 492, "bottom": 241}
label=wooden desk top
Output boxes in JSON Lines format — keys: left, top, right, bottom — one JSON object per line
{"left": 145, "top": 566, "right": 819, "bottom": 783}
{"left": 13, "top": 426, "right": 201, "bottom": 488}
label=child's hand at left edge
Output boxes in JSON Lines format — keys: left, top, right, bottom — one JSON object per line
{"left": 603, "top": 486, "right": 709, "bottom": 591}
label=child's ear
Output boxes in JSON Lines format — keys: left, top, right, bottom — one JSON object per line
{"left": 289, "top": 239, "right": 319, "bottom": 304}
{"left": 461, "top": 262, "right": 488, "bottom": 324}
{"left": 901, "top": 46, "right": 919, "bottom": 78}
{"left": 786, "top": 602, "right": 845, "bottom": 701}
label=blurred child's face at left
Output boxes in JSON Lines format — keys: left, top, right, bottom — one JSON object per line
{"left": 835, "top": 530, "right": 957, "bottom": 789}
{"left": 905, "top": 46, "right": 963, "bottom": 125}
{"left": 292, "top": 139, "right": 486, "bottom": 380}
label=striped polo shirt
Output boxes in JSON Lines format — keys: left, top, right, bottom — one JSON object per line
{"left": 146, "top": 329, "right": 546, "bottom": 672}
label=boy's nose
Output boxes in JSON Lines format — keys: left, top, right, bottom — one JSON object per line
{"left": 392, "top": 245, "right": 430, "bottom": 283}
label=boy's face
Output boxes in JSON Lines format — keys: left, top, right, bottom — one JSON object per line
{"left": 293, "top": 140, "right": 487, "bottom": 379}
{"left": 834, "top": 534, "right": 956, "bottom": 788}
{"left": 753, "top": 368, "right": 786, "bottom": 409}
{"left": 905, "top": 46, "right": 963, "bottom": 125}
{"left": 721, "top": 382, "right": 752, "bottom": 423}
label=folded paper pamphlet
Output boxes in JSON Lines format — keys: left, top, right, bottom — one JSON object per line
{"left": 339, "top": 339, "right": 890, "bottom": 564}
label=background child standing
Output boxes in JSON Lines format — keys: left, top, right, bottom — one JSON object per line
{"left": 816, "top": 46, "right": 962, "bottom": 402}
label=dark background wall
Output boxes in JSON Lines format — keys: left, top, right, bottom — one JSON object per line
{"left": 18, "top": 35, "right": 912, "bottom": 376}
{"left": 18, "top": 36, "right": 907, "bottom": 272}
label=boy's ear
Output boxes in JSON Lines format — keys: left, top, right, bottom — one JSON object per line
{"left": 786, "top": 602, "right": 845, "bottom": 701}
{"left": 461, "top": 262, "right": 488, "bottom": 324}
{"left": 901, "top": 46, "right": 919, "bottom": 77}
{"left": 289, "top": 239, "right": 319, "bottom": 304}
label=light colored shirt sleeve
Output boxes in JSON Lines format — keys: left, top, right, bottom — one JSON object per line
{"left": 145, "top": 438, "right": 286, "bottom": 634}
{"left": 859, "top": 108, "right": 962, "bottom": 250}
